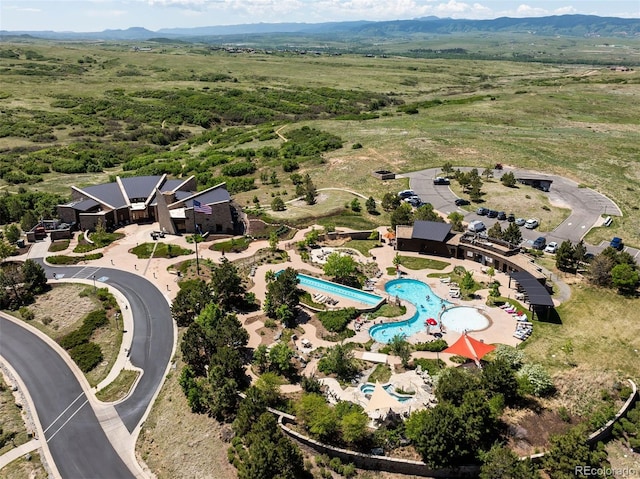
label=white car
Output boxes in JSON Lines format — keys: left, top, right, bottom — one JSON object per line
{"left": 544, "top": 242, "right": 558, "bottom": 254}
{"left": 515, "top": 218, "right": 526, "bottom": 226}
{"left": 524, "top": 218, "right": 539, "bottom": 229}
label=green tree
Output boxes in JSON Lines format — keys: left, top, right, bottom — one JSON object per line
{"left": 381, "top": 192, "right": 400, "bottom": 211}
{"left": 233, "top": 387, "right": 268, "bottom": 437}
{"left": 268, "top": 231, "right": 279, "bottom": 252}
{"left": 611, "top": 263, "right": 639, "bottom": 294}
{"left": 487, "top": 222, "right": 503, "bottom": 240}
{"left": 501, "top": 171, "right": 517, "bottom": 187}
{"left": 482, "top": 167, "right": 494, "bottom": 180}
{"left": 350, "top": 198, "right": 361, "bottom": 212}
{"left": 573, "top": 240, "right": 588, "bottom": 265}
{"left": 365, "top": 196, "right": 377, "bottom": 214}
{"left": 268, "top": 342, "right": 295, "bottom": 376}
{"left": 481, "top": 358, "right": 519, "bottom": 405}
{"left": 441, "top": 162, "right": 454, "bottom": 176}
{"left": 255, "top": 371, "right": 283, "bottom": 405}
{"left": 296, "top": 394, "right": 338, "bottom": 441}
{"left": 210, "top": 259, "right": 245, "bottom": 311}
{"left": 435, "top": 367, "right": 480, "bottom": 406}
{"left": 502, "top": 222, "right": 523, "bottom": 246}
{"left": 340, "top": 410, "right": 369, "bottom": 445}
{"left": 271, "top": 196, "right": 285, "bottom": 211}
{"left": 556, "top": 241, "right": 576, "bottom": 272}
{"left": 323, "top": 252, "right": 358, "bottom": 284}
{"left": 405, "top": 403, "right": 471, "bottom": 468}
{"left": 264, "top": 267, "right": 300, "bottom": 321}
{"left": 414, "top": 203, "right": 444, "bottom": 222}
{"left": 21, "top": 259, "right": 47, "bottom": 294}
{"left": 253, "top": 344, "right": 269, "bottom": 373}
{"left": 460, "top": 270, "right": 475, "bottom": 292}
{"left": 388, "top": 334, "right": 412, "bottom": 367}
{"left": 4, "top": 224, "right": 21, "bottom": 244}
{"left": 448, "top": 211, "right": 464, "bottom": 232}
{"left": 543, "top": 427, "right": 609, "bottom": 479}
{"left": 20, "top": 211, "right": 38, "bottom": 232}
{"left": 318, "top": 343, "right": 358, "bottom": 381}
{"left": 480, "top": 444, "right": 539, "bottom": 479}
{"left": 0, "top": 240, "right": 16, "bottom": 261}
{"left": 171, "top": 279, "right": 211, "bottom": 327}
{"left": 390, "top": 202, "right": 413, "bottom": 229}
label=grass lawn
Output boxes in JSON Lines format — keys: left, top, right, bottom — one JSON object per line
{"left": 48, "top": 239, "right": 70, "bottom": 252}
{"left": 342, "top": 239, "right": 381, "bottom": 257}
{"left": 397, "top": 255, "right": 450, "bottom": 271}
{"left": 1, "top": 454, "right": 47, "bottom": 479}
{"left": 369, "top": 303, "right": 406, "bottom": 319}
{"left": 0, "top": 375, "right": 31, "bottom": 454}
{"left": 367, "top": 363, "right": 392, "bottom": 384}
{"left": 96, "top": 370, "right": 140, "bottom": 402}
{"left": 130, "top": 242, "right": 193, "bottom": 259}
{"left": 210, "top": 237, "right": 252, "bottom": 253}
{"left": 47, "top": 253, "right": 103, "bottom": 264}
{"left": 521, "top": 285, "right": 640, "bottom": 378}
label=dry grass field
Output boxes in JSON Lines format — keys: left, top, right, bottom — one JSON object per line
{"left": 2, "top": 38, "right": 640, "bottom": 477}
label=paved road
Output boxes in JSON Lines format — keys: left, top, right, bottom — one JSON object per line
{"left": 0, "top": 317, "right": 135, "bottom": 479}
{"left": 1, "top": 262, "right": 174, "bottom": 477}
{"left": 44, "top": 264, "right": 175, "bottom": 431}
{"left": 403, "top": 166, "right": 621, "bottom": 247}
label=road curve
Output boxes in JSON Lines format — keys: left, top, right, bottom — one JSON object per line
{"left": 1, "top": 260, "right": 174, "bottom": 477}
{"left": 0, "top": 317, "right": 135, "bottom": 479}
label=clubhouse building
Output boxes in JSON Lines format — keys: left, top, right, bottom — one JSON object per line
{"left": 57, "top": 174, "right": 240, "bottom": 235}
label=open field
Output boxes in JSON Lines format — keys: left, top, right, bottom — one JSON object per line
{"left": 2, "top": 36, "right": 640, "bottom": 477}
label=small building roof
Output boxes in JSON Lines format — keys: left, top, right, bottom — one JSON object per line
{"left": 510, "top": 271, "right": 555, "bottom": 307}
{"left": 361, "top": 352, "right": 388, "bottom": 364}
{"left": 411, "top": 220, "right": 452, "bottom": 242}
{"left": 70, "top": 198, "right": 99, "bottom": 212}
{"left": 364, "top": 382, "right": 403, "bottom": 413}
{"left": 120, "top": 175, "right": 163, "bottom": 201}
{"left": 187, "top": 186, "right": 231, "bottom": 207}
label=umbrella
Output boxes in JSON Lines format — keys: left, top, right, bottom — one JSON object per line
{"left": 383, "top": 231, "right": 396, "bottom": 239}
{"left": 443, "top": 333, "right": 496, "bottom": 362}
{"left": 426, "top": 318, "right": 437, "bottom": 326}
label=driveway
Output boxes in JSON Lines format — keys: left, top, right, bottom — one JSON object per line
{"left": 402, "top": 166, "right": 620, "bottom": 246}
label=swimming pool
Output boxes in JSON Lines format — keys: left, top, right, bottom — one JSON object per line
{"left": 360, "top": 383, "right": 413, "bottom": 402}
{"left": 440, "top": 306, "right": 490, "bottom": 333}
{"left": 369, "top": 279, "right": 449, "bottom": 343}
{"left": 295, "top": 273, "right": 384, "bottom": 307}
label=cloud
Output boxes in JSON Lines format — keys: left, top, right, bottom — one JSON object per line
{"left": 554, "top": 6, "right": 577, "bottom": 15}
{"left": 146, "top": 0, "right": 208, "bottom": 7}
{"left": 515, "top": 4, "right": 549, "bottom": 16}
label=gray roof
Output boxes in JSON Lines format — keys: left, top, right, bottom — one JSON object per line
{"left": 161, "top": 179, "right": 185, "bottom": 192}
{"left": 72, "top": 198, "right": 99, "bottom": 212}
{"left": 510, "top": 271, "right": 555, "bottom": 307}
{"left": 120, "top": 176, "right": 162, "bottom": 201}
{"left": 411, "top": 221, "right": 452, "bottom": 242}
{"left": 82, "top": 182, "right": 126, "bottom": 209}
{"left": 187, "top": 186, "right": 231, "bottom": 208}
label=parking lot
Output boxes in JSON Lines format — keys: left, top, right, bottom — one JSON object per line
{"left": 401, "top": 166, "right": 622, "bottom": 250}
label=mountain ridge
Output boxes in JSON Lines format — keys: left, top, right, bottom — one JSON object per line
{"left": 1, "top": 14, "right": 638, "bottom": 41}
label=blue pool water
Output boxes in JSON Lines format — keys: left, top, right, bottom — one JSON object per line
{"left": 441, "top": 306, "right": 490, "bottom": 333}
{"left": 360, "top": 383, "right": 412, "bottom": 402}
{"left": 296, "top": 273, "right": 384, "bottom": 307}
{"left": 369, "top": 279, "right": 450, "bottom": 344}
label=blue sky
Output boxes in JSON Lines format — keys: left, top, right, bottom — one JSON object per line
{"left": 2, "top": 0, "right": 639, "bottom": 32}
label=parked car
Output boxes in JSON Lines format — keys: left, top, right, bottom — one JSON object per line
{"left": 404, "top": 196, "right": 423, "bottom": 207}
{"left": 455, "top": 198, "right": 470, "bottom": 206}
{"left": 487, "top": 210, "right": 498, "bottom": 218}
{"left": 433, "top": 177, "right": 450, "bottom": 185}
{"left": 497, "top": 211, "right": 507, "bottom": 220}
{"left": 610, "top": 237, "right": 624, "bottom": 251}
{"left": 515, "top": 217, "right": 526, "bottom": 226}
{"left": 532, "top": 237, "right": 546, "bottom": 250}
{"left": 525, "top": 218, "right": 539, "bottom": 229}
{"left": 507, "top": 213, "right": 516, "bottom": 222}
{"left": 544, "top": 242, "right": 558, "bottom": 253}
{"left": 398, "top": 189, "right": 416, "bottom": 199}
{"left": 468, "top": 220, "right": 486, "bottom": 232}
{"left": 476, "top": 207, "right": 489, "bottom": 216}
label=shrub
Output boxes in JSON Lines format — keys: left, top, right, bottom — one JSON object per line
{"left": 69, "top": 342, "right": 103, "bottom": 372}
{"left": 317, "top": 308, "right": 358, "bottom": 333}
{"left": 518, "top": 363, "right": 554, "bottom": 396}
{"left": 19, "top": 306, "right": 35, "bottom": 321}
{"left": 414, "top": 339, "right": 448, "bottom": 352}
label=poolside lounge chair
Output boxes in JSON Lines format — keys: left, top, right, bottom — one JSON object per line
{"left": 440, "top": 277, "right": 451, "bottom": 284}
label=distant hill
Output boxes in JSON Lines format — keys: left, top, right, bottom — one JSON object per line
{"left": 1, "top": 15, "right": 638, "bottom": 41}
